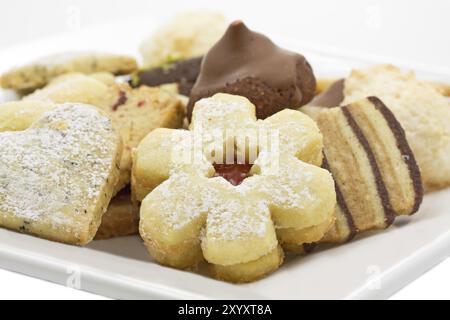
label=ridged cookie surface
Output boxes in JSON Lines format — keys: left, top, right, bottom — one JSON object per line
{"left": 305, "top": 65, "right": 450, "bottom": 191}
{"left": 343, "top": 65, "right": 450, "bottom": 191}
{"left": 318, "top": 97, "right": 423, "bottom": 242}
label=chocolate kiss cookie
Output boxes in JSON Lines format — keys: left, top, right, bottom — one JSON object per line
{"left": 187, "top": 21, "right": 316, "bottom": 120}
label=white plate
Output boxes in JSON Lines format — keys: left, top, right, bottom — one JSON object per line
{"left": 0, "top": 19, "right": 449, "bottom": 300}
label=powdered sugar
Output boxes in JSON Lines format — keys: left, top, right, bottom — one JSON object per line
{"left": 0, "top": 104, "right": 119, "bottom": 233}
{"left": 139, "top": 94, "right": 329, "bottom": 261}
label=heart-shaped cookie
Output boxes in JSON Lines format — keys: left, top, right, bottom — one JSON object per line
{"left": 0, "top": 103, "right": 121, "bottom": 245}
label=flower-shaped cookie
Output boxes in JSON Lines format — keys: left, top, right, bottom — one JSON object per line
{"left": 133, "top": 93, "right": 336, "bottom": 282}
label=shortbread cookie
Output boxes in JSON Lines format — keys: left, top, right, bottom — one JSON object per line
{"left": 95, "top": 187, "right": 138, "bottom": 240}
{"left": 140, "top": 12, "right": 227, "bottom": 68}
{"left": 317, "top": 97, "right": 423, "bottom": 242}
{"left": 0, "top": 104, "right": 121, "bottom": 245}
{"left": 303, "top": 65, "right": 450, "bottom": 191}
{"left": 0, "top": 75, "right": 184, "bottom": 239}
{"left": 0, "top": 100, "right": 55, "bottom": 132}
{"left": 135, "top": 93, "right": 336, "bottom": 282}
{"left": 0, "top": 52, "right": 137, "bottom": 91}
{"left": 2, "top": 73, "right": 185, "bottom": 193}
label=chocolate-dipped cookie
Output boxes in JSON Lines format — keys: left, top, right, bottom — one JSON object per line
{"left": 132, "top": 57, "right": 203, "bottom": 96}
{"left": 187, "top": 21, "right": 316, "bottom": 120}
{"left": 309, "top": 79, "right": 345, "bottom": 108}
{"left": 318, "top": 97, "right": 423, "bottom": 243}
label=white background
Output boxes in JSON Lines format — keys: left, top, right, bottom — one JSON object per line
{"left": 0, "top": 0, "right": 449, "bottom": 300}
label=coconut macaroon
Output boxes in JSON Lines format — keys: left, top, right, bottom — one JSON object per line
{"left": 303, "top": 65, "right": 450, "bottom": 191}
{"left": 140, "top": 12, "right": 228, "bottom": 68}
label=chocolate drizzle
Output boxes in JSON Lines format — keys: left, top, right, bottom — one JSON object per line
{"left": 302, "top": 243, "right": 318, "bottom": 254}
{"left": 187, "top": 20, "right": 316, "bottom": 120}
{"left": 367, "top": 96, "right": 424, "bottom": 214}
{"left": 342, "top": 107, "right": 396, "bottom": 226}
{"left": 309, "top": 79, "right": 345, "bottom": 107}
{"left": 322, "top": 155, "right": 357, "bottom": 240}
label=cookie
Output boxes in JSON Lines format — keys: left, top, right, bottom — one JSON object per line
{"left": 131, "top": 56, "right": 203, "bottom": 96}
{"left": 344, "top": 66, "right": 450, "bottom": 191}
{"left": 0, "top": 104, "right": 121, "bottom": 245}
{"left": 303, "top": 65, "right": 450, "bottom": 191}
{"left": 0, "top": 100, "right": 56, "bottom": 132}
{"left": 3, "top": 73, "right": 185, "bottom": 194}
{"left": 317, "top": 97, "right": 423, "bottom": 243}
{"left": 0, "top": 52, "right": 137, "bottom": 92}
{"left": 140, "top": 12, "right": 227, "bottom": 68}
{"left": 134, "top": 93, "right": 336, "bottom": 282}
{"left": 187, "top": 21, "right": 316, "bottom": 120}
{"left": 95, "top": 187, "right": 138, "bottom": 240}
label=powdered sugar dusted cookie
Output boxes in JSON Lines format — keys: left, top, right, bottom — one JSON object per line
{"left": 134, "top": 93, "right": 336, "bottom": 282}
{"left": 1, "top": 73, "right": 185, "bottom": 194}
{"left": 0, "top": 52, "right": 137, "bottom": 91}
{"left": 0, "top": 104, "right": 121, "bottom": 245}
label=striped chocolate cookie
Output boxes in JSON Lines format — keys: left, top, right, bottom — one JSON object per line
{"left": 318, "top": 97, "right": 423, "bottom": 242}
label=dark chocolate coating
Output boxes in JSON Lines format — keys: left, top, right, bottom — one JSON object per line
{"left": 342, "top": 106, "right": 396, "bottom": 226}
{"left": 322, "top": 155, "right": 358, "bottom": 241}
{"left": 133, "top": 56, "right": 203, "bottom": 96}
{"left": 309, "top": 79, "right": 345, "bottom": 107}
{"left": 187, "top": 21, "right": 316, "bottom": 120}
{"left": 367, "top": 96, "right": 423, "bottom": 214}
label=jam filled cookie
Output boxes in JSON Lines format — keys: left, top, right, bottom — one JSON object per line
{"left": 0, "top": 52, "right": 137, "bottom": 92}
{"left": 317, "top": 97, "right": 423, "bottom": 242}
{"left": 187, "top": 21, "right": 316, "bottom": 120}
{"left": 140, "top": 12, "right": 227, "bottom": 68}
{"left": 303, "top": 65, "right": 450, "bottom": 191}
{"left": 133, "top": 93, "right": 336, "bottom": 282}
{"left": 0, "top": 104, "right": 121, "bottom": 245}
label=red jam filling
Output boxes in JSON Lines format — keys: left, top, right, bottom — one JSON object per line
{"left": 111, "top": 91, "right": 128, "bottom": 111}
{"left": 213, "top": 163, "right": 253, "bottom": 186}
